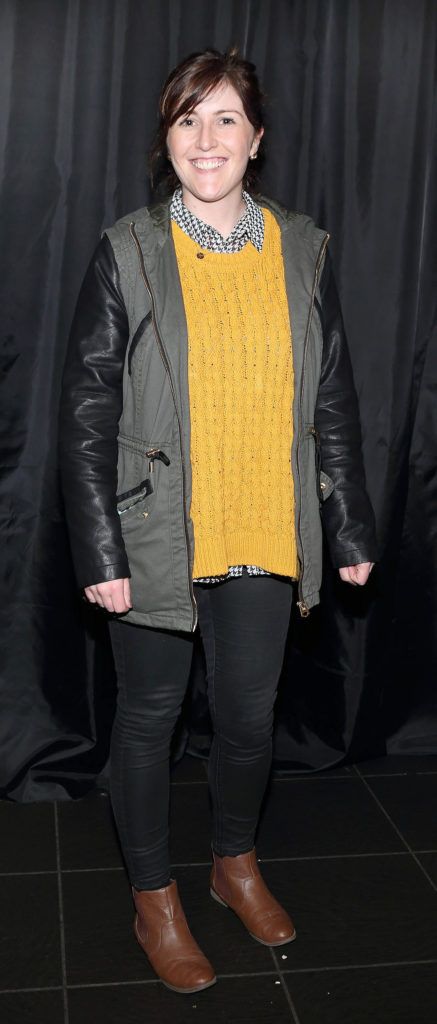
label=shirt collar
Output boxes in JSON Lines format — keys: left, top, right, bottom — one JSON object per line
{"left": 170, "top": 188, "right": 264, "bottom": 254}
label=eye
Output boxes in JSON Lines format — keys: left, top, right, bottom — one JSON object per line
{"left": 179, "top": 117, "right": 195, "bottom": 127}
{"left": 219, "top": 117, "right": 236, "bottom": 125}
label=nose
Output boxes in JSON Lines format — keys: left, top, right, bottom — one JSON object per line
{"left": 197, "top": 121, "right": 217, "bottom": 151}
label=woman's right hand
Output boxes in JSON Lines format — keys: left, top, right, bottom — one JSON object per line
{"left": 84, "top": 578, "right": 132, "bottom": 613}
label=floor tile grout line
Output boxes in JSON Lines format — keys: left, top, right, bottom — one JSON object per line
{"left": 353, "top": 766, "right": 437, "bottom": 893}
{"left": 0, "top": 970, "right": 282, "bottom": 995}
{"left": 3, "top": 959, "right": 437, "bottom": 994}
{"left": 58, "top": 852, "right": 418, "bottom": 871}
{"left": 106, "top": 767, "right": 437, "bottom": 784}
{"left": 171, "top": 780, "right": 208, "bottom": 785}
{"left": 0, "top": 986, "right": 64, "bottom": 995}
{"left": 61, "top": 866, "right": 125, "bottom": 873}
{"left": 4, "top": 848, "right": 437, "bottom": 878}
{"left": 271, "top": 769, "right": 437, "bottom": 782}
{"left": 406, "top": 848, "right": 437, "bottom": 855}
{"left": 54, "top": 803, "right": 69, "bottom": 1024}
{"left": 66, "top": 971, "right": 282, "bottom": 990}
{"left": 269, "top": 947, "right": 302, "bottom": 1024}
{"left": 256, "top": 852, "right": 411, "bottom": 862}
{"left": 281, "top": 957, "right": 437, "bottom": 973}
{"left": 0, "top": 869, "right": 59, "bottom": 876}
{"left": 271, "top": 775, "right": 354, "bottom": 782}
{"left": 173, "top": 768, "right": 437, "bottom": 784}
{"left": 93, "top": 778, "right": 208, "bottom": 787}
{"left": 357, "top": 771, "right": 437, "bottom": 779}
{"left": 13, "top": 768, "right": 433, "bottom": 795}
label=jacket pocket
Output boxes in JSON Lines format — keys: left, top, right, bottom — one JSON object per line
{"left": 127, "top": 310, "right": 152, "bottom": 376}
{"left": 116, "top": 440, "right": 171, "bottom": 528}
{"left": 117, "top": 477, "right": 153, "bottom": 517}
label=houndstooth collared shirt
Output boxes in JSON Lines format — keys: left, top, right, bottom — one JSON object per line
{"left": 171, "top": 188, "right": 271, "bottom": 585}
{"left": 170, "top": 187, "right": 264, "bottom": 254}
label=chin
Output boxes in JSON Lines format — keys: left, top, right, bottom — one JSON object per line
{"left": 197, "top": 191, "right": 226, "bottom": 202}
{"left": 189, "top": 188, "right": 225, "bottom": 204}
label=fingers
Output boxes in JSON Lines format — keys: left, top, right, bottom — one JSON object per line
{"left": 353, "top": 562, "right": 373, "bottom": 585}
{"left": 123, "top": 578, "right": 132, "bottom": 607}
{"left": 338, "top": 567, "right": 354, "bottom": 584}
{"left": 338, "top": 562, "right": 374, "bottom": 586}
{"left": 83, "top": 579, "right": 132, "bottom": 613}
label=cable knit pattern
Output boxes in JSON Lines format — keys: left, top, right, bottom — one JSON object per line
{"left": 172, "top": 208, "right": 298, "bottom": 581}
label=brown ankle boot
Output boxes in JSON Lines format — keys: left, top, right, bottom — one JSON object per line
{"left": 210, "top": 848, "right": 296, "bottom": 947}
{"left": 133, "top": 879, "right": 216, "bottom": 993}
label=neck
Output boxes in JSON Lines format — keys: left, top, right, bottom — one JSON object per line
{"left": 181, "top": 188, "right": 246, "bottom": 238}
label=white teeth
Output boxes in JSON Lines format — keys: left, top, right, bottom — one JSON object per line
{"left": 192, "top": 159, "right": 226, "bottom": 169}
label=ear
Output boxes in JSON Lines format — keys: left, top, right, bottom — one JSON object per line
{"left": 249, "top": 126, "right": 264, "bottom": 159}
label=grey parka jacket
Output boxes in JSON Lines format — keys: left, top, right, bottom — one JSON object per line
{"left": 59, "top": 196, "right": 377, "bottom": 631}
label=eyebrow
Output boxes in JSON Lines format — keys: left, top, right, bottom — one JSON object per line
{"left": 212, "top": 109, "right": 243, "bottom": 116}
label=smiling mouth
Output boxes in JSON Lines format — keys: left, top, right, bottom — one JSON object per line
{"left": 190, "top": 158, "right": 227, "bottom": 170}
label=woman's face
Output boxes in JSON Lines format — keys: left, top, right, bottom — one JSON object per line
{"left": 166, "top": 81, "right": 263, "bottom": 215}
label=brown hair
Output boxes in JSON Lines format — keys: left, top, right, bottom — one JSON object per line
{"left": 149, "top": 47, "right": 265, "bottom": 194}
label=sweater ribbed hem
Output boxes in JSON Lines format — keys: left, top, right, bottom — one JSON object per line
{"left": 192, "top": 532, "right": 299, "bottom": 580}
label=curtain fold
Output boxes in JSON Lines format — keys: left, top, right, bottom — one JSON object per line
{"left": 1, "top": 0, "right": 436, "bottom": 799}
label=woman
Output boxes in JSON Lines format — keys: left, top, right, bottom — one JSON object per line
{"left": 59, "top": 48, "right": 377, "bottom": 995}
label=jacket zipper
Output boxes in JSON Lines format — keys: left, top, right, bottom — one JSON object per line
{"left": 296, "top": 234, "right": 330, "bottom": 618}
{"left": 308, "top": 426, "right": 323, "bottom": 502}
{"left": 128, "top": 222, "right": 198, "bottom": 631}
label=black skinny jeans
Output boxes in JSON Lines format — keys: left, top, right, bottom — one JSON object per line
{"left": 108, "top": 573, "right": 293, "bottom": 890}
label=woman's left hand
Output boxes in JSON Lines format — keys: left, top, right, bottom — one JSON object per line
{"left": 338, "top": 562, "right": 374, "bottom": 586}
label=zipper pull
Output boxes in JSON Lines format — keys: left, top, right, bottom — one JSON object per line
{"left": 145, "top": 448, "right": 171, "bottom": 473}
{"left": 297, "top": 600, "right": 310, "bottom": 618}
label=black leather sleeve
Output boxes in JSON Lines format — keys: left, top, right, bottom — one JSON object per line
{"left": 58, "top": 234, "right": 130, "bottom": 589}
{"left": 314, "top": 251, "right": 378, "bottom": 568}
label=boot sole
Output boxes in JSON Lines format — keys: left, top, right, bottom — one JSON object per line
{"left": 134, "top": 918, "right": 217, "bottom": 994}
{"left": 210, "top": 886, "right": 297, "bottom": 947}
{"left": 163, "top": 977, "right": 217, "bottom": 994}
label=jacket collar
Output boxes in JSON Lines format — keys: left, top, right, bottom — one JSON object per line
{"left": 131, "top": 193, "right": 327, "bottom": 272}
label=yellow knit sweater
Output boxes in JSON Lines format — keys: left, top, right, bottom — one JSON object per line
{"left": 172, "top": 208, "right": 298, "bottom": 580}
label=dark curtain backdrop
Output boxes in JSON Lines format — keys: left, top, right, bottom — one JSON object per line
{"left": 1, "top": 0, "right": 436, "bottom": 800}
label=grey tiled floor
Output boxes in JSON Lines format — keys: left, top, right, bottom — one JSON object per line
{"left": 1, "top": 754, "right": 437, "bottom": 1023}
